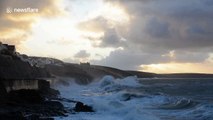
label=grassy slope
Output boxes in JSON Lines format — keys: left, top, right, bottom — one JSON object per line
{"left": 44, "top": 61, "right": 213, "bottom": 80}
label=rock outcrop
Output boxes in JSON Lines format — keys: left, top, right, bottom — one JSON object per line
{"left": 45, "top": 63, "right": 93, "bottom": 84}
{"left": 0, "top": 79, "right": 67, "bottom": 119}
{"left": 0, "top": 43, "right": 50, "bottom": 79}
{"left": 0, "top": 81, "right": 7, "bottom": 102}
{"left": 74, "top": 102, "right": 94, "bottom": 112}
{"left": 8, "top": 89, "right": 44, "bottom": 104}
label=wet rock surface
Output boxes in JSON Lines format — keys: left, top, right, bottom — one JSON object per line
{"left": 0, "top": 112, "right": 25, "bottom": 120}
{"left": 0, "top": 81, "right": 7, "bottom": 102}
{"left": 0, "top": 80, "right": 67, "bottom": 120}
{"left": 74, "top": 102, "right": 94, "bottom": 112}
{"left": 38, "top": 80, "right": 60, "bottom": 99}
{"left": 0, "top": 55, "right": 50, "bottom": 79}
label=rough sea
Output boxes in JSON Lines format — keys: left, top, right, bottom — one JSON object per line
{"left": 54, "top": 76, "right": 213, "bottom": 120}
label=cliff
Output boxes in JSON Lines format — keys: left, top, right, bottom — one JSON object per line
{"left": 1, "top": 43, "right": 213, "bottom": 80}
{"left": 0, "top": 43, "right": 49, "bottom": 79}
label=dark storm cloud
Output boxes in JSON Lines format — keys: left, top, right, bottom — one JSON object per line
{"left": 172, "top": 51, "right": 209, "bottom": 63}
{"left": 144, "top": 18, "right": 170, "bottom": 38}
{"left": 79, "top": 17, "right": 126, "bottom": 48}
{"left": 74, "top": 50, "right": 90, "bottom": 58}
{"left": 91, "top": 0, "right": 213, "bottom": 70}
{"left": 121, "top": 0, "right": 213, "bottom": 49}
{"left": 92, "top": 48, "right": 171, "bottom": 70}
{"left": 203, "top": 0, "right": 213, "bottom": 6}
{"left": 99, "top": 28, "right": 126, "bottom": 48}
{"left": 92, "top": 48, "right": 210, "bottom": 70}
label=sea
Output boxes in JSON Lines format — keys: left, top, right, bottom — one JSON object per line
{"left": 53, "top": 76, "right": 213, "bottom": 120}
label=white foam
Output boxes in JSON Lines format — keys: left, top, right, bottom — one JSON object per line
{"left": 116, "top": 76, "right": 140, "bottom": 87}
{"left": 99, "top": 75, "right": 115, "bottom": 88}
{"left": 56, "top": 76, "right": 213, "bottom": 120}
{"left": 99, "top": 75, "right": 140, "bottom": 87}
{"left": 54, "top": 76, "right": 163, "bottom": 120}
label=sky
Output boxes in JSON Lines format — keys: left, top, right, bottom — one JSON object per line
{"left": 0, "top": 0, "right": 213, "bottom": 73}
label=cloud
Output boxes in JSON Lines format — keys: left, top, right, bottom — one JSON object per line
{"left": 90, "top": 0, "right": 213, "bottom": 70}
{"left": 74, "top": 50, "right": 90, "bottom": 58}
{"left": 0, "top": 0, "right": 65, "bottom": 47}
{"left": 78, "top": 16, "right": 109, "bottom": 32}
{"left": 79, "top": 17, "right": 127, "bottom": 48}
{"left": 115, "top": 0, "right": 213, "bottom": 49}
{"left": 92, "top": 47, "right": 211, "bottom": 70}
{"left": 144, "top": 18, "right": 170, "bottom": 38}
{"left": 46, "top": 38, "right": 73, "bottom": 46}
{"left": 92, "top": 48, "right": 171, "bottom": 70}
{"left": 100, "top": 28, "right": 124, "bottom": 47}
{"left": 170, "top": 50, "right": 209, "bottom": 63}
{"left": 94, "top": 28, "right": 126, "bottom": 48}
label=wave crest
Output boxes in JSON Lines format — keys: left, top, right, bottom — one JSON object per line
{"left": 157, "top": 98, "right": 198, "bottom": 110}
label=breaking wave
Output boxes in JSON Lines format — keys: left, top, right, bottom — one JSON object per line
{"left": 54, "top": 75, "right": 213, "bottom": 120}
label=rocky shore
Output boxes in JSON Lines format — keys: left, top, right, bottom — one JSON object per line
{"left": 0, "top": 43, "right": 95, "bottom": 119}
{"left": 1, "top": 43, "right": 213, "bottom": 119}
{"left": 0, "top": 43, "right": 67, "bottom": 119}
{"left": 0, "top": 43, "right": 50, "bottom": 80}
{"left": 0, "top": 79, "right": 68, "bottom": 120}
{"left": 0, "top": 79, "right": 94, "bottom": 120}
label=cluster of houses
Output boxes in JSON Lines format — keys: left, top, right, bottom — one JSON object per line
{"left": 0, "top": 42, "right": 16, "bottom": 55}
{"left": 80, "top": 62, "right": 90, "bottom": 66}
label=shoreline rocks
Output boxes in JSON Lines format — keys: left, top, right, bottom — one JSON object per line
{"left": 0, "top": 79, "right": 67, "bottom": 120}
{"left": 74, "top": 102, "right": 94, "bottom": 112}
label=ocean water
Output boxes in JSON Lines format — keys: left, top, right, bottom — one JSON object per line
{"left": 54, "top": 76, "right": 213, "bottom": 120}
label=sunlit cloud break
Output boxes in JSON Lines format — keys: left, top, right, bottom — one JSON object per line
{"left": 0, "top": 0, "right": 213, "bottom": 73}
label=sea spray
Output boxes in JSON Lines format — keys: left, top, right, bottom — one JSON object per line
{"left": 55, "top": 76, "right": 213, "bottom": 120}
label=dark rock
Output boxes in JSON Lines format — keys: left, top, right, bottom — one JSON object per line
{"left": 40, "top": 118, "right": 54, "bottom": 120}
{"left": 43, "top": 101, "right": 64, "bottom": 110}
{"left": 8, "top": 89, "right": 44, "bottom": 104}
{"left": 0, "top": 52, "right": 50, "bottom": 79}
{"left": 25, "top": 114, "right": 39, "bottom": 120}
{"left": 0, "top": 81, "right": 65, "bottom": 118}
{"left": 74, "top": 102, "right": 94, "bottom": 112}
{"left": 38, "top": 80, "right": 60, "bottom": 99}
{"left": 0, "top": 81, "right": 7, "bottom": 102}
{"left": 50, "top": 88, "right": 60, "bottom": 97}
{"left": 40, "top": 88, "right": 60, "bottom": 99}
{"left": 0, "top": 112, "right": 25, "bottom": 120}
{"left": 0, "top": 98, "right": 67, "bottom": 118}
{"left": 22, "top": 101, "right": 67, "bottom": 117}
{"left": 38, "top": 80, "right": 50, "bottom": 90}
{"left": 25, "top": 114, "right": 54, "bottom": 120}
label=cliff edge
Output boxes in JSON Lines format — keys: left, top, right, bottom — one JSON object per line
{"left": 0, "top": 42, "right": 49, "bottom": 79}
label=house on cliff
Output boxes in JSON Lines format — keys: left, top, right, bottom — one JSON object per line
{"left": 0, "top": 42, "right": 16, "bottom": 55}
{"left": 80, "top": 62, "right": 90, "bottom": 66}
